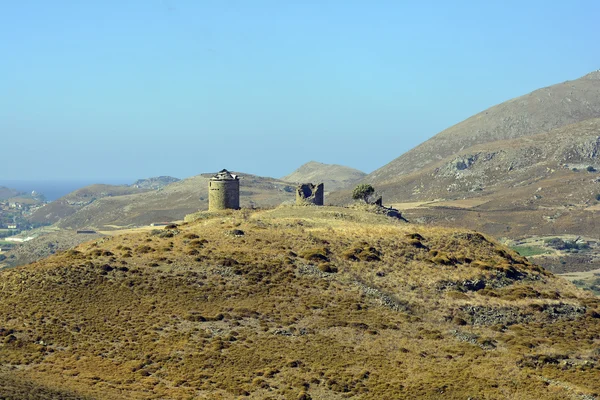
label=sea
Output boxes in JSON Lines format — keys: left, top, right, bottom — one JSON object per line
{"left": 0, "top": 180, "right": 134, "bottom": 202}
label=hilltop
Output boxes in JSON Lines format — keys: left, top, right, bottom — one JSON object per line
{"left": 282, "top": 161, "right": 366, "bottom": 192}
{"left": 0, "top": 207, "right": 599, "bottom": 399}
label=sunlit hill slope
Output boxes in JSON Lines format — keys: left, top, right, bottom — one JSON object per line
{"left": 1, "top": 207, "right": 599, "bottom": 399}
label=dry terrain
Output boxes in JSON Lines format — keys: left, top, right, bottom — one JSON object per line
{"left": 28, "top": 184, "right": 149, "bottom": 226}
{"left": 29, "top": 173, "right": 295, "bottom": 231}
{"left": 0, "top": 229, "right": 104, "bottom": 270}
{"left": 364, "top": 70, "right": 600, "bottom": 184}
{"left": 282, "top": 161, "right": 366, "bottom": 192}
{"left": 0, "top": 207, "right": 599, "bottom": 399}
{"left": 329, "top": 72, "right": 600, "bottom": 273}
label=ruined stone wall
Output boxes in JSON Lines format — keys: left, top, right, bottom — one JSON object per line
{"left": 296, "top": 183, "right": 324, "bottom": 206}
{"left": 209, "top": 179, "right": 240, "bottom": 211}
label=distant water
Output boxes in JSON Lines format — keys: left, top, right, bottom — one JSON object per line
{"left": 0, "top": 180, "right": 133, "bottom": 201}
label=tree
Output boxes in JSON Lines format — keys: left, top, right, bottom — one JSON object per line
{"left": 352, "top": 184, "right": 375, "bottom": 203}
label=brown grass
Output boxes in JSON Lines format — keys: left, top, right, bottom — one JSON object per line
{"left": 0, "top": 206, "right": 597, "bottom": 399}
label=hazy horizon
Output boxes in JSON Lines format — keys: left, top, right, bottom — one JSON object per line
{"left": 2, "top": 1, "right": 599, "bottom": 180}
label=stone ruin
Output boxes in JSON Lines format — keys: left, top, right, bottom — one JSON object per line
{"left": 296, "top": 183, "right": 324, "bottom": 206}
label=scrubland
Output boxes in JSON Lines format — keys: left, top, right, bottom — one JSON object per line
{"left": 0, "top": 206, "right": 599, "bottom": 399}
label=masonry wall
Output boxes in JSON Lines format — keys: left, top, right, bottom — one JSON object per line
{"left": 209, "top": 179, "right": 240, "bottom": 211}
{"left": 296, "top": 183, "right": 324, "bottom": 206}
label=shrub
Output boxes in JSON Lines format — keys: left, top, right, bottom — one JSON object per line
{"left": 352, "top": 184, "right": 375, "bottom": 202}
{"left": 545, "top": 238, "right": 589, "bottom": 251}
{"left": 318, "top": 263, "right": 338, "bottom": 273}
{"left": 301, "top": 248, "right": 329, "bottom": 262}
{"left": 135, "top": 245, "right": 154, "bottom": 254}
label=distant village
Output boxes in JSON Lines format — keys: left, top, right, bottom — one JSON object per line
{"left": 0, "top": 197, "right": 47, "bottom": 234}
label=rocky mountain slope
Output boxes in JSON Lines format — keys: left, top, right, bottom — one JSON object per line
{"left": 327, "top": 72, "right": 600, "bottom": 274}
{"left": 0, "top": 207, "right": 598, "bottom": 399}
{"left": 366, "top": 70, "right": 600, "bottom": 185}
{"left": 282, "top": 161, "right": 366, "bottom": 191}
{"left": 367, "top": 118, "right": 600, "bottom": 203}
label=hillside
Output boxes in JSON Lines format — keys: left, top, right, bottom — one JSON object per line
{"left": 282, "top": 161, "right": 366, "bottom": 191}
{"left": 48, "top": 173, "right": 294, "bottom": 230}
{"left": 366, "top": 70, "right": 600, "bottom": 185}
{"left": 0, "top": 207, "right": 599, "bottom": 399}
{"left": 0, "top": 230, "right": 104, "bottom": 269}
{"left": 28, "top": 184, "right": 148, "bottom": 226}
{"left": 362, "top": 119, "right": 600, "bottom": 274}
{"left": 327, "top": 72, "right": 600, "bottom": 272}
{"left": 0, "top": 186, "right": 21, "bottom": 200}
{"left": 359, "top": 118, "right": 600, "bottom": 203}
{"left": 131, "top": 176, "right": 180, "bottom": 190}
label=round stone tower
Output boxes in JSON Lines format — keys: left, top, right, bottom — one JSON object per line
{"left": 208, "top": 169, "right": 240, "bottom": 211}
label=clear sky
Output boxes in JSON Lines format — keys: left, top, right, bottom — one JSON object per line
{"left": 2, "top": 0, "right": 599, "bottom": 181}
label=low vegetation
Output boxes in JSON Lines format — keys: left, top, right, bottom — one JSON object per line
{"left": 545, "top": 238, "right": 590, "bottom": 252}
{"left": 352, "top": 184, "right": 375, "bottom": 203}
{"left": 511, "top": 245, "right": 551, "bottom": 257}
{"left": 0, "top": 206, "right": 598, "bottom": 399}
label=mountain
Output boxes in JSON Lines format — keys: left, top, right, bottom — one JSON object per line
{"left": 366, "top": 70, "right": 600, "bottom": 187}
{"left": 365, "top": 118, "right": 600, "bottom": 203}
{"left": 131, "top": 176, "right": 180, "bottom": 190}
{"left": 1, "top": 207, "right": 599, "bottom": 399}
{"left": 325, "top": 71, "right": 600, "bottom": 274}
{"left": 33, "top": 173, "right": 295, "bottom": 230}
{"left": 282, "top": 161, "right": 366, "bottom": 191}
{"left": 0, "top": 186, "right": 21, "bottom": 200}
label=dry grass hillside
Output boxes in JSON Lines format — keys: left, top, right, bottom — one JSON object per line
{"left": 0, "top": 186, "right": 21, "bottom": 200}
{"left": 330, "top": 120, "right": 600, "bottom": 237}
{"left": 0, "top": 230, "right": 104, "bottom": 270}
{"left": 329, "top": 75, "right": 600, "bottom": 273}
{"left": 366, "top": 70, "right": 600, "bottom": 184}
{"left": 1, "top": 207, "right": 599, "bottom": 399}
{"left": 341, "top": 118, "right": 600, "bottom": 204}
{"left": 282, "top": 161, "right": 366, "bottom": 191}
{"left": 28, "top": 185, "right": 149, "bottom": 226}
{"left": 30, "top": 173, "right": 295, "bottom": 231}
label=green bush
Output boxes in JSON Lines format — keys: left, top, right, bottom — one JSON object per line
{"left": 352, "top": 184, "right": 375, "bottom": 202}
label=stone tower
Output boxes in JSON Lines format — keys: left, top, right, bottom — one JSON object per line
{"left": 208, "top": 169, "right": 240, "bottom": 211}
{"left": 296, "top": 183, "right": 324, "bottom": 206}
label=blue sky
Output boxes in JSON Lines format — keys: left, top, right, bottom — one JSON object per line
{"left": 2, "top": 0, "right": 599, "bottom": 181}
